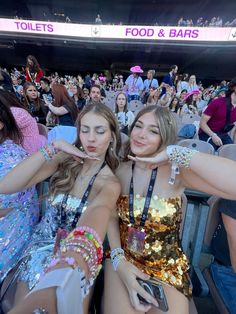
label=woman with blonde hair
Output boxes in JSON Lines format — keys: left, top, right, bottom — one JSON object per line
{"left": 0, "top": 103, "right": 121, "bottom": 313}
{"left": 104, "top": 105, "right": 236, "bottom": 314}
{"left": 187, "top": 75, "right": 199, "bottom": 92}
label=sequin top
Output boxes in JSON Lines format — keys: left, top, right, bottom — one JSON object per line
{"left": 18, "top": 193, "right": 86, "bottom": 290}
{"left": 117, "top": 195, "right": 192, "bottom": 297}
{"left": 0, "top": 140, "right": 39, "bottom": 282}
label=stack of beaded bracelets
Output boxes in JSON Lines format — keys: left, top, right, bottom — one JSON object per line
{"left": 57, "top": 226, "right": 103, "bottom": 296}
{"left": 39, "top": 143, "right": 59, "bottom": 161}
{"left": 166, "top": 145, "right": 198, "bottom": 185}
{"left": 111, "top": 248, "right": 126, "bottom": 271}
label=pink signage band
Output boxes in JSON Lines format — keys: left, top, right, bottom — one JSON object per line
{"left": 0, "top": 18, "right": 235, "bottom": 42}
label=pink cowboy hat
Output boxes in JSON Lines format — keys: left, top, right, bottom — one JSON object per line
{"left": 130, "top": 65, "right": 143, "bottom": 73}
{"left": 184, "top": 90, "right": 200, "bottom": 101}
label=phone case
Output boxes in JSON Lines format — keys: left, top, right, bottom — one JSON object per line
{"left": 137, "top": 278, "right": 169, "bottom": 312}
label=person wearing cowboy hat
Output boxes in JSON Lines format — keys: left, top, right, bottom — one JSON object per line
{"left": 124, "top": 65, "right": 144, "bottom": 103}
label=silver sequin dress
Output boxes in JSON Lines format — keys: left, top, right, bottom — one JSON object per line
{"left": 0, "top": 140, "right": 39, "bottom": 283}
{"left": 18, "top": 193, "right": 86, "bottom": 290}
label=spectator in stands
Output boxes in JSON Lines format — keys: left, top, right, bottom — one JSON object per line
{"left": 12, "top": 76, "right": 23, "bottom": 98}
{"left": 141, "top": 70, "right": 159, "bottom": 104}
{"left": 196, "top": 90, "right": 208, "bottom": 113}
{"left": 45, "top": 83, "right": 78, "bottom": 126}
{"left": 95, "top": 14, "right": 102, "bottom": 24}
{"left": 91, "top": 73, "right": 99, "bottom": 86}
{"left": 161, "top": 65, "right": 178, "bottom": 95}
{"left": 0, "top": 103, "right": 120, "bottom": 313}
{"left": 196, "top": 17, "right": 204, "bottom": 27}
{"left": 104, "top": 105, "right": 236, "bottom": 314}
{"left": 187, "top": 75, "right": 199, "bottom": 92}
{"left": 143, "top": 69, "right": 159, "bottom": 92}
{"left": 71, "top": 84, "right": 86, "bottom": 111}
{"left": 180, "top": 90, "right": 200, "bottom": 116}
{"left": 186, "top": 19, "right": 193, "bottom": 27}
{"left": 89, "top": 85, "right": 102, "bottom": 103}
{"left": 124, "top": 65, "right": 144, "bottom": 103}
{"left": 0, "top": 98, "right": 39, "bottom": 283}
{"left": 177, "top": 73, "right": 189, "bottom": 93}
{"left": 84, "top": 72, "right": 92, "bottom": 89}
{"left": 39, "top": 77, "right": 53, "bottom": 104}
{"left": 215, "top": 16, "right": 223, "bottom": 27}
{"left": 199, "top": 77, "right": 236, "bottom": 149}
{"left": 169, "top": 96, "right": 181, "bottom": 114}
{"left": 177, "top": 17, "right": 187, "bottom": 26}
{"left": 210, "top": 198, "right": 236, "bottom": 314}
{"left": 22, "top": 82, "right": 47, "bottom": 124}
{"left": 0, "top": 67, "right": 14, "bottom": 92}
{"left": 83, "top": 87, "right": 90, "bottom": 104}
{"left": 25, "top": 55, "right": 44, "bottom": 86}
{"left": 114, "top": 92, "right": 134, "bottom": 135}
{"left": 0, "top": 90, "right": 47, "bottom": 154}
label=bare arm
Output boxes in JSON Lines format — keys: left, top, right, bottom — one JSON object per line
{"left": 199, "top": 113, "right": 215, "bottom": 137}
{"left": 48, "top": 103, "right": 68, "bottom": 116}
{"left": 9, "top": 179, "right": 121, "bottom": 314}
{"left": 0, "top": 140, "right": 92, "bottom": 194}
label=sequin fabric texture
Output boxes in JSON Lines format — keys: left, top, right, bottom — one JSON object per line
{"left": 0, "top": 140, "right": 39, "bottom": 282}
{"left": 18, "top": 194, "right": 86, "bottom": 290}
{"left": 117, "top": 195, "right": 192, "bottom": 297}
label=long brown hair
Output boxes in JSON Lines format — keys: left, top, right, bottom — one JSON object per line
{"left": 124, "top": 105, "right": 177, "bottom": 160}
{"left": 115, "top": 92, "right": 128, "bottom": 113}
{"left": 22, "top": 82, "right": 41, "bottom": 111}
{"left": 49, "top": 102, "right": 121, "bottom": 197}
{"left": 26, "top": 55, "right": 40, "bottom": 73}
{"left": 52, "top": 84, "right": 78, "bottom": 122}
{"left": 0, "top": 92, "right": 23, "bottom": 145}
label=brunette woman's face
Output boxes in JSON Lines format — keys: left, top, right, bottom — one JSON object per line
{"left": 116, "top": 94, "right": 126, "bottom": 110}
{"left": 173, "top": 98, "right": 178, "bottom": 104}
{"left": 72, "top": 85, "right": 78, "bottom": 95}
{"left": 80, "top": 112, "right": 112, "bottom": 158}
{"left": 27, "top": 58, "right": 34, "bottom": 66}
{"left": 26, "top": 86, "right": 38, "bottom": 100}
{"left": 130, "top": 112, "right": 161, "bottom": 157}
{"left": 192, "top": 94, "right": 198, "bottom": 101}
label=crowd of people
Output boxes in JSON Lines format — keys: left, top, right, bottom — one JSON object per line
{"left": 1, "top": 55, "right": 236, "bottom": 314}
{"left": 1, "top": 11, "right": 236, "bottom": 27}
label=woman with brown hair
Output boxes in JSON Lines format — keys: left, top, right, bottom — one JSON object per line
{"left": 0, "top": 102, "right": 121, "bottom": 314}
{"left": 25, "top": 55, "right": 44, "bottom": 86}
{"left": 104, "top": 105, "right": 236, "bottom": 314}
{"left": 22, "top": 82, "right": 47, "bottom": 124}
{"left": 45, "top": 84, "right": 78, "bottom": 126}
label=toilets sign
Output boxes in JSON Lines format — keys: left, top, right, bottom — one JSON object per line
{"left": 0, "top": 18, "right": 234, "bottom": 42}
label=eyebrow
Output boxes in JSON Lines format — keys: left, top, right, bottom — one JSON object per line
{"left": 136, "top": 120, "right": 159, "bottom": 128}
{"left": 81, "top": 125, "right": 108, "bottom": 129}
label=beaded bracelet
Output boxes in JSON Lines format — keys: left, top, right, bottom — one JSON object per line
{"left": 111, "top": 248, "right": 126, "bottom": 271}
{"left": 39, "top": 143, "right": 59, "bottom": 161}
{"left": 45, "top": 256, "right": 77, "bottom": 273}
{"left": 166, "top": 145, "right": 198, "bottom": 185}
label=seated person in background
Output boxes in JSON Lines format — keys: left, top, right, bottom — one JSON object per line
{"left": 71, "top": 84, "right": 86, "bottom": 110}
{"left": 0, "top": 90, "right": 47, "bottom": 154}
{"left": 22, "top": 82, "right": 47, "bottom": 124}
{"left": 0, "top": 99, "right": 39, "bottom": 283}
{"left": 114, "top": 92, "right": 134, "bottom": 135}
{"left": 39, "top": 77, "right": 53, "bottom": 104}
{"left": 210, "top": 198, "right": 236, "bottom": 314}
{"left": 199, "top": 77, "right": 236, "bottom": 150}
{"left": 180, "top": 90, "right": 200, "bottom": 116}
{"left": 45, "top": 83, "right": 78, "bottom": 126}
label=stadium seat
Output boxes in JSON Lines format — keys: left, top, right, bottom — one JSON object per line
{"left": 178, "top": 139, "right": 215, "bottom": 154}
{"left": 217, "top": 143, "right": 236, "bottom": 160}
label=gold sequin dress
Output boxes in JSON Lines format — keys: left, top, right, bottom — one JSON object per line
{"left": 117, "top": 195, "right": 192, "bottom": 297}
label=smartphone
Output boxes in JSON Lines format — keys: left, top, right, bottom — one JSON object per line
{"left": 137, "top": 278, "right": 169, "bottom": 312}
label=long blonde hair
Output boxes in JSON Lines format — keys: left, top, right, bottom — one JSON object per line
{"left": 124, "top": 105, "right": 177, "bottom": 160}
{"left": 49, "top": 102, "right": 121, "bottom": 197}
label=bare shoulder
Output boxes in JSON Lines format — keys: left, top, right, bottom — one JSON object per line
{"left": 99, "top": 165, "right": 121, "bottom": 191}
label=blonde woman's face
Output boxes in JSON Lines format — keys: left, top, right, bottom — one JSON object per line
{"left": 130, "top": 112, "right": 161, "bottom": 157}
{"left": 80, "top": 112, "right": 112, "bottom": 158}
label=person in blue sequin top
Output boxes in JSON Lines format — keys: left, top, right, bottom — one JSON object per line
{"left": 0, "top": 100, "right": 39, "bottom": 283}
